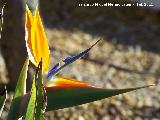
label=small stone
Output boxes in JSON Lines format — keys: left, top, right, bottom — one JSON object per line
{"left": 123, "top": 95, "right": 136, "bottom": 107}
{"left": 78, "top": 116, "right": 84, "bottom": 120}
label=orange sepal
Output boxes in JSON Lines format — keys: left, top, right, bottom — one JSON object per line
{"left": 45, "top": 77, "right": 95, "bottom": 88}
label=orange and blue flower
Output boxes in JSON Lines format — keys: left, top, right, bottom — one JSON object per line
{"left": 25, "top": 5, "right": 100, "bottom": 87}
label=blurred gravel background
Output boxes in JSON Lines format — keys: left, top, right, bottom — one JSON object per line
{"left": 1, "top": 0, "right": 160, "bottom": 120}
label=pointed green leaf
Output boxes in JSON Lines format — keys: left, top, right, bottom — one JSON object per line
{"left": 35, "top": 60, "right": 45, "bottom": 120}
{"left": 16, "top": 84, "right": 154, "bottom": 118}
{"left": 45, "top": 85, "right": 153, "bottom": 111}
{"left": 25, "top": 77, "right": 36, "bottom": 120}
{"left": 8, "top": 58, "right": 29, "bottom": 120}
{"left": 44, "top": 77, "right": 154, "bottom": 111}
{"left": 0, "top": 87, "right": 7, "bottom": 116}
{"left": 14, "top": 57, "right": 29, "bottom": 99}
{"left": 7, "top": 97, "right": 21, "bottom": 120}
{"left": 25, "top": 60, "right": 44, "bottom": 120}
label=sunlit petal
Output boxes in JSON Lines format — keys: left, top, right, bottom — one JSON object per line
{"left": 25, "top": 5, "right": 36, "bottom": 65}
{"left": 45, "top": 77, "right": 94, "bottom": 88}
{"left": 25, "top": 6, "right": 50, "bottom": 72}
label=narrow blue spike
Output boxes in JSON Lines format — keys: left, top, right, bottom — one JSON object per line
{"left": 47, "top": 63, "right": 60, "bottom": 78}
{"left": 47, "top": 40, "right": 101, "bottom": 79}
{"left": 63, "top": 55, "right": 76, "bottom": 63}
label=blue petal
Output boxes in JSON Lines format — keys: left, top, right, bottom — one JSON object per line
{"left": 47, "top": 63, "right": 60, "bottom": 78}
{"left": 63, "top": 55, "right": 76, "bottom": 63}
{"left": 47, "top": 40, "right": 101, "bottom": 79}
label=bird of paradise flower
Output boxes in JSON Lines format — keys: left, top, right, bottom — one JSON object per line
{"left": 25, "top": 5, "right": 101, "bottom": 87}
{"left": 4, "top": 4, "right": 155, "bottom": 120}
{"left": 24, "top": 5, "right": 153, "bottom": 112}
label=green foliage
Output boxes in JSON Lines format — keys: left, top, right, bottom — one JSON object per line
{"left": 14, "top": 58, "right": 29, "bottom": 99}
{"left": 35, "top": 60, "right": 44, "bottom": 120}
{"left": 25, "top": 76, "right": 36, "bottom": 120}
{"left": 1, "top": 39, "right": 155, "bottom": 119}
{"left": 45, "top": 85, "right": 153, "bottom": 111}
{"left": 2, "top": 51, "right": 155, "bottom": 119}
{"left": 11, "top": 84, "right": 154, "bottom": 117}
{"left": 25, "top": 60, "right": 44, "bottom": 120}
{"left": 8, "top": 58, "right": 29, "bottom": 120}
